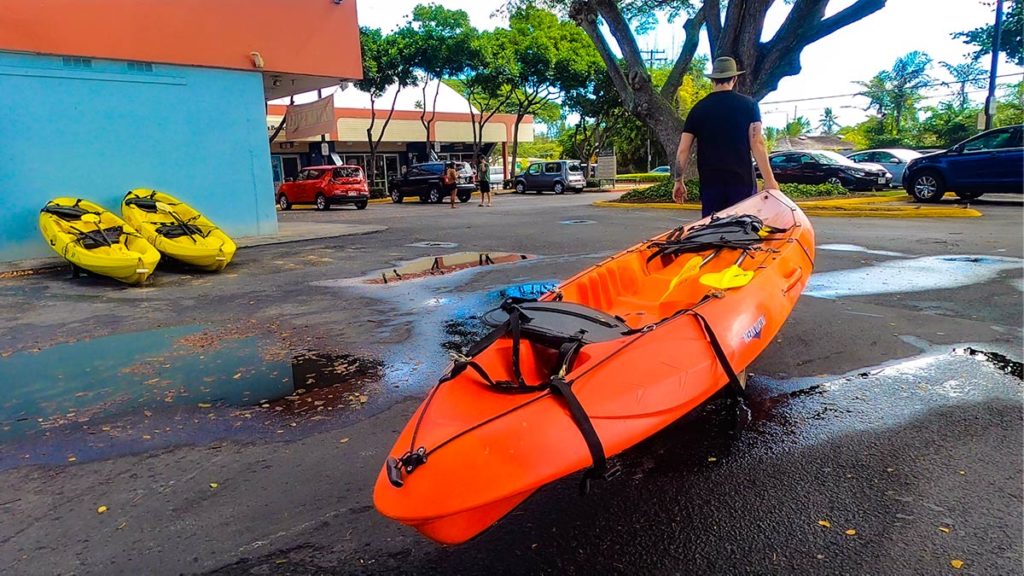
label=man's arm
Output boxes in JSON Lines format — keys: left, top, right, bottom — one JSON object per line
{"left": 749, "top": 121, "right": 778, "bottom": 190}
{"left": 672, "top": 132, "right": 695, "bottom": 203}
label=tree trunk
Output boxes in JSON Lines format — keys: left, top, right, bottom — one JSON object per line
{"left": 510, "top": 113, "right": 525, "bottom": 178}
{"left": 366, "top": 97, "right": 379, "bottom": 188}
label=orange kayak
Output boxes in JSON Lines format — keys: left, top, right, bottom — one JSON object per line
{"left": 373, "top": 190, "right": 815, "bottom": 544}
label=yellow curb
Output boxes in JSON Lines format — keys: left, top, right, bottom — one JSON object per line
{"left": 593, "top": 197, "right": 982, "bottom": 218}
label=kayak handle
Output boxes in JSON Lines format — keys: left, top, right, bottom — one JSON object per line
{"left": 782, "top": 266, "right": 804, "bottom": 294}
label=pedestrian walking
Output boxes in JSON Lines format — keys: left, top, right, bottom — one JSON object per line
{"left": 673, "top": 56, "right": 779, "bottom": 217}
{"left": 444, "top": 162, "right": 459, "bottom": 209}
{"left": 477, "top": 158, "right": 492, "bottom": 207}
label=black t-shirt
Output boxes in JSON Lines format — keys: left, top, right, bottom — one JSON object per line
{"left": 682, "top": 91, "right": 761, "bottom": 188}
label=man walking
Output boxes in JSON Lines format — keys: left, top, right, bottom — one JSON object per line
{"left": 673, "top": 57, "right": 778, "bottom": 217}
{"left": 477, "top": 157, "right": 493, "bottom": 207}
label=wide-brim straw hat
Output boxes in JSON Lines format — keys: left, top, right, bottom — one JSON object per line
{"left": 706, "top": 56, "right": 745, "bottom": 79}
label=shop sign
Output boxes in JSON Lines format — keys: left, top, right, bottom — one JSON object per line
{"left": 286, "top": 95, "right": 334, "bottom": 140}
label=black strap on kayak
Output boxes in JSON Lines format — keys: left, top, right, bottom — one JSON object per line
{"left": 647, "top": 214, "right": 789, "bottom": 263}
{"left": 689, "top": 310, "right": 745, "bottom": 396}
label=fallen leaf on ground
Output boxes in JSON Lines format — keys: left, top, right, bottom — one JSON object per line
{"left": 117, "top": 522, "right": 127, "bottom": 530}
{"left": 339, "top": 438, "right": 350, "bottom": 443}
{"left": 950, "top": 559, "right": 964, "bottom": 569}
{"left": 939, "top": 527, "right": 951, "bottom": 534}
{"left": 844, "top": 529, "right": 856, "bottom": 536}
{"left": 67, "top": 456, "right": 77, "bottom": 462}
{"left": 209, "top": 483, "right": 219, "bottom": 489}
{"left": 707, "top": 457, "right": 717, "bottom": 462}
{"left": 817, "top": 520, "right": 831, "bottom": 529}
{"left": 97, "top": 505, "right": 108, "bottom": 514}
{"left": 198, "top": 403, "right": 212, "bottom": 408}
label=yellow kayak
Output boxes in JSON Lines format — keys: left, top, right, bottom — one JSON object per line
{"left": 39, "top": 198, "right": 160, "bottom": 285}
{"left": 121, "top": 189, "right": 236, "bottom": 272}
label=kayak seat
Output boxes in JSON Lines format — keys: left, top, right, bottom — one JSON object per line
{"left": 124, "top": 197, "right": 160, "bottom": 213}
{"left": 78, "top": 226, "right": 124, "bottom": 249}
{"left": 41, "top": 205, "right": 91, "bottom": 221}
{"left": 482, "top": 301, "right": 632, "bottom": 347}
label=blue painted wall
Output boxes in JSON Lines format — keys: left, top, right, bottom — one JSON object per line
{"left": 0, "top": 51, "right": 277, "bottom": 263}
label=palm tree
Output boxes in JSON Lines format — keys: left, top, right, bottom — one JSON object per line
{"left": 857, "top": 51, "right": 933, "bottom": 136}
{"left": 819, "top": 107, "right": 840, "bottom": 135}
{"left": 939, "top": 60, "right": 987, "bottom": 110}
{"left": 784, "top": 116, "right": 812, "bottom": 137}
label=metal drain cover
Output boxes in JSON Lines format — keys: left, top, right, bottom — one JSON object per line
{"left": 560, "top": 219, "right": 596, "bottom": 225}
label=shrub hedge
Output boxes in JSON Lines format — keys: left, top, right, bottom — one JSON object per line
{"left": 614, "top": 173, "right": 672, "bottom": 183}
{"left": 616, "top": 180, "right": 850, "bottom": 203}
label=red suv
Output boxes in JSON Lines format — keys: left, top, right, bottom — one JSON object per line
{"left": 277, "top": 165, "right": 370, "bottom": 211}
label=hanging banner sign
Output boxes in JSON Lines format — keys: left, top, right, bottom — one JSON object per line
{"left": 285, "top": 95, "right": 334, "bottom": 140}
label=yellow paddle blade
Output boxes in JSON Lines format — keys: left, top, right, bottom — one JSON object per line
{"left": 659, "top": 256, "right": 704, "bottom": 300}
{"left": 699, "top": 265, "right": 754, "bottom": 290}
{"left": 81, "top": 213, "right": 100, "bottom": 224}
{"left": 154, "top": 201, "right": 174, "bottom": 213}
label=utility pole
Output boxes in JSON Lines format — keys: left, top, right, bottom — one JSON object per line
{"left": 984, "top": 0, "right": 1004, "bottom": 130}
{"left": 640, "top": 48, "right": 667, "bottom": 69}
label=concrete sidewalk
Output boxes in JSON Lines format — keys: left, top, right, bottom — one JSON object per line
{"left": 0, "top": 220, "right": 387, "bottom": 275}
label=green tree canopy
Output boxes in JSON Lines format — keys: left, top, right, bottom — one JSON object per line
{"left": 856, "top": 50, "right": 933, "bottom": 137}
{"left": 505, "top": 0, "right": 887, "bottom": 173}
{"left": 953, "top": 0, "right": 1023, "bottom": 66}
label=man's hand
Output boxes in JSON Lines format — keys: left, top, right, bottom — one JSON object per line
{"left": 672, "top": 179, "right": 687, "bottom": 203}
{"left": 762, "top": 177, "right": 780, "bottom": 191}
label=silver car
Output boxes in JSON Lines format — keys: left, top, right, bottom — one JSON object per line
{"left": 846, "top": 148, "right": 922, "bottom": 187}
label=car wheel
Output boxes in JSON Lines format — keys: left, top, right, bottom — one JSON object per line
{"left": 315, "top": 193, "right": 328, "bottom": 211}
{"left": 909, "top": 172, "right": 945, "bottom": 203}
{"left": 355, "top": 200, "right": 368, "bottom": 210}
{"left": 390, "top": 190, "right": 403, "bottom": 203}
{"left": 825, "top": 176, "right": 843, "bottom": 187}
{"left": 553, "top": 182, "right": 565, "bottom": 195}
{"left": 515, "top": 182, "right": 526, "bottom": 194}
{"left": 428, "top": 187, "right": 442, "bottom": 203}
{"left": 457, "top": 192, "right": 471, "bottom": 203}
{"left": 955, "top": 191, "right": 983, "bottom": 201}
{"left": 277, "top": 194, "right": 291, "bottom": 210}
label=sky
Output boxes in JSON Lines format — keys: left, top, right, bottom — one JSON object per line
{"left": 355, "top": 0, "right": 1024, "bottom": 131}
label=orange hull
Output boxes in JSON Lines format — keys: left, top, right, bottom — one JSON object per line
{"left": 374, "top": 190, "right": 816, "bottom": 544}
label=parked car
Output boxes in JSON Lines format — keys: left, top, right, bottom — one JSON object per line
{"left": 762, "top": 150, "right": 892, "bottom": 190}
{"left": 513, "top": 160, "right": 586, "bottom": 194}
{"left": 276, "top": 165, "right": 369, "bottom": 211}
{"left": 650, "top": 165, "right": 671, "bottom": 174}
{"left": 389, "top": 162, "right": 477, "bottom": 204}
{"left": 846, "top": 148, "right": 922, "bottom": 186}
{"left": 902, "top": 124, "right": 1024, "bottom": 202}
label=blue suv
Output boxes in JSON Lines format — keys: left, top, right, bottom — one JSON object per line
{"left": 903, "top": 125, "right": 1023, "bottom": 202}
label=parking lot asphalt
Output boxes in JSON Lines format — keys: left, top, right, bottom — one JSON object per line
{"left": 0, "top": 191, "right": 1020, "bottom": 575}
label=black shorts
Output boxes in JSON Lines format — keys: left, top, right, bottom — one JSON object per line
{"left": 480, "top": 181, "right": 491, "bottom": 193}
{"left": 699, "top": 184, "right": 757, "bottom": 217}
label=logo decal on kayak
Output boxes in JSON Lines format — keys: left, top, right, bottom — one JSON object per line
{"left": 743, "top": 315, "right": 766, "bottom": 343}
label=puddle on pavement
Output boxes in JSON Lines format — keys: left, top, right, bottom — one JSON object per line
{"left": 614, "top": 345, "right": 1023, "bottom": 479}
{"left": 0, "top": 325, "right": 382, "bottom": 467}
{"left": 805, "top": 254, "right": 1023, "bottom": 299}
{"left": 818, "top": 243, "right": 907, "bottom": 257}
{"left": 954, "top": 347, "right": 1023, "bottom": 380}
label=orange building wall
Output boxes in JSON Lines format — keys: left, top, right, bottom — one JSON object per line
{"left": 0, "top": 0, "right": 362, "bottom": 79}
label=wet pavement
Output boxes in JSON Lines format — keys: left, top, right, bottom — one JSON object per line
{"left": 0, "top": 192, "right": 1021, "bottom": 575}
